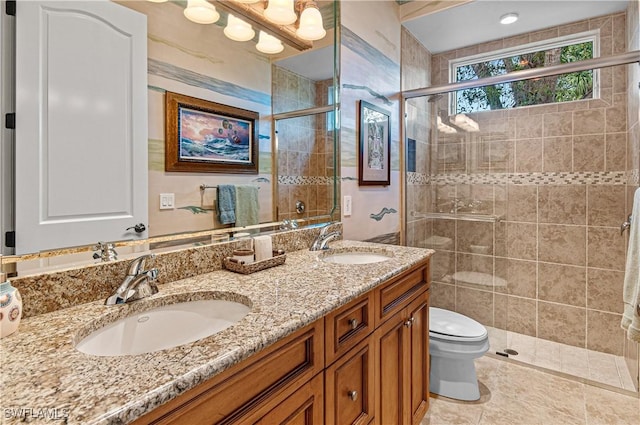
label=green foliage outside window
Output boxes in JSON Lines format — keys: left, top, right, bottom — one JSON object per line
{"left": 455, "top": 41, "right": 594, "bottom": 113}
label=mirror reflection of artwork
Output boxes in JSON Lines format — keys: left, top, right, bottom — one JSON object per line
{"left": 165, "top": 92, "right": 259, "bottom": 174}
{"left": 359, "top": 100, "right": 390, "bottom": 186}
{"left": 179, "top": 108, "right": 252, "bottom": 164}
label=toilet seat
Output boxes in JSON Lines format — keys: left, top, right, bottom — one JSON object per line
{"left": 429, "top": 307, "right": 488, "bottom": 342}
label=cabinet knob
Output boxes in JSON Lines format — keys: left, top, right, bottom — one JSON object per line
{"left": 404, "top": 317, "right": 415, "bottom": 327}
{"left": 348, "top": 318, "right": 359, "bottom": 329}
{"left": 348, "top": 390, "right": 358, "bottom": 401}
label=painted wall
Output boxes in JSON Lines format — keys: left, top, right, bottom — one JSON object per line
{"left": 123, "top": 1, "right": 274, "bottom": 238}
{"left": 339, "top": 0, "right": 402, "bottom": 244}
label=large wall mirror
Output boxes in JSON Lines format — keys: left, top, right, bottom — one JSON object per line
{"left": 1, "top": 0, "right": 339, "bottom": 274}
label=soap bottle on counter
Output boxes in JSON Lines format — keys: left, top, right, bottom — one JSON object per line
{"left": 0, "top": 272, "right": 22, "bottom": 338}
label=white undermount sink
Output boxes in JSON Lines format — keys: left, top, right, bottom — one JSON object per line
{"left": 75, "top": 299, "right": 250, "bottom": 356}
{"left": 320, "top": 249, "right": 392, "bottom": 264}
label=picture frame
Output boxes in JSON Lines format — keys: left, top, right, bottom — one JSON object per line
{"left": 358, "top": 100, "right": 391, "bottom": 186}
{"left": 165, "top": 91, "right": 259, "bottom": 174}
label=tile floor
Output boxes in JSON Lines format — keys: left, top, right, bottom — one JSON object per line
{"left": 485, "top": 328, "right": 637, "bottom": 391}
{"left": 421, "top": 355, "right": 640, "bottom": 425}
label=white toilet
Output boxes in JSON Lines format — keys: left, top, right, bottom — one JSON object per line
{"left": 429, "top": 307, "right": 490, "bottom": 401}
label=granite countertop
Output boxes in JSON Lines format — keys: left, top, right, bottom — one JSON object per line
{"left": 0, "top": 241, "right": 432, "bottom": 425}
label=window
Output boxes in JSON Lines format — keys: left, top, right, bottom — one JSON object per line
{"left": 450, "top": 32, "right": 599, "bottom": 114}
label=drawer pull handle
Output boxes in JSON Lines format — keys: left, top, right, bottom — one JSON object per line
{"left": 348, "top": 318, "right": 359, "bottom": 329}
{"left": 404, "top": 317, "right": 415, "bottom": 327}
{"left": 348, "top": 390, "right": 358, "bottom": 401}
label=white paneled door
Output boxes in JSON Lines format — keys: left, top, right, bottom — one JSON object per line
{"left": 15, "top": 1, "right": 148, "bottom": 254}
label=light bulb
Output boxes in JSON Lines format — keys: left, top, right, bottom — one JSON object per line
{"left": 232, "top": 0, "right": 260, "bottom": 3}
{"left": 256, "top": 31, "right": 284, "bottom": 54}
{"left": 224, "top": 14, "right": 255, "bottom": 42}
{"left": 296, "top": 4, "right": 326, "bottom": 41}
{"left": 184, "top": 0, "right": 220, "bottom": 25}
{"left": 500, "top": 13, "right": 519, "bottom": 25}
{"left": 264, "top": 0, "right": 297, "bottom": 25}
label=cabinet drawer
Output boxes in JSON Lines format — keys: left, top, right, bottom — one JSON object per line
{"left": 134, "top": 319, "right": 324, "bottom": 425}
{"left": 375, "top": 261, "right": 429, "bottom": 326}
{"left": 325, "top": 292, "right": 374, "bottom": 365}
{"left": 324, "top": 337, "right": 375, "bottom": 425}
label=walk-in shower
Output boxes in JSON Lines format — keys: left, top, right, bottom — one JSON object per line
{"left": 403, "top": 47, "right": 640, "bottom": 392}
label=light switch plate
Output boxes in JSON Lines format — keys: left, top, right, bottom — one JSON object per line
{"left": 160, "top": 193, "right": 175, "bottom": 210}
{"left": 344, "top": 195, "right": 352, "bottom": 217}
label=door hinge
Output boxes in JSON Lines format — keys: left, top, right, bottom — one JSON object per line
{"left": 5, "top": 113, "right": 15, "bottom": 129}
{"left": 5, "top": 231, "right": 15, "bottom": 248}
{"left": 6, "top": 1, "right": 16, "bottom": 16}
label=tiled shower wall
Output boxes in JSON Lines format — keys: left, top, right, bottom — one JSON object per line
{"left": 407, "top": 12, "right": 637, "bottom": 357}
{"left": 272, "top": 66, "right": 334, "bottom": 220}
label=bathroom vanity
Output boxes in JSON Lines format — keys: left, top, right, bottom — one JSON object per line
{"left": 1, "top": 240, "right": 432, "bottom": 425}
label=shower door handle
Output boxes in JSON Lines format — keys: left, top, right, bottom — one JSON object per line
{"left": 621, "top": 214, "right": 632, "bottom": 235}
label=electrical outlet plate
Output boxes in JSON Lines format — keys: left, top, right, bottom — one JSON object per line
{"left": 160, "top": 193, "right": 175, "bottom": 210}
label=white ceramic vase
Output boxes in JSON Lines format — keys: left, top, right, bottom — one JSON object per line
{"left": 0, "top": 278, "right": 22, "bottom": 338}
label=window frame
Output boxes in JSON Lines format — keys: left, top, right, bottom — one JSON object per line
{"left": 448, "top": 30, "right": 601, "bottom": 115}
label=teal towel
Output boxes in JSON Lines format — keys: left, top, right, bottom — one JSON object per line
{"left": 235, "top": 185, "right": 259, "bottom": 227}
{"left": 217, "top": 185, "right": 236, "bottom": 225}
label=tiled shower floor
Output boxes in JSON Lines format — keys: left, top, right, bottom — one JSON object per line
{"left": 486, "top": 327, "right": 637, "bottom": 392}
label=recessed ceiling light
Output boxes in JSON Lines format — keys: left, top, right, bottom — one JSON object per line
{"left": 500, "top": 13, "right": 519, "bottom": 25}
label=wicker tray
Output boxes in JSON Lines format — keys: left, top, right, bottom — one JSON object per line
{"left": 223, "top": 250, "right": 286, "bottom": 274}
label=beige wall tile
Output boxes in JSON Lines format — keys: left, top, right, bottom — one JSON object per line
{"left": 606, "top": 98, "right": 628, "bottom": 133}
{"left": 543, "top": 136, "right": 573, "bottom": 172}
{"left": 543, "top": 111, "right": 572, "bottom": 137}
{"left": 515, "top": 139, "right": 543, "bottom": 172}
{"left": 456, "top": 286, "right": 494, "bottom": 327}
{"left": 506, "top": 185, "right": 537, "bottom": 222}
{"left": 538, "top": 301, "right": 586, "bottom": 347}
{"left": 587, "top": 226, "right": 626, "bottom": 270}
{"left": 495, "top": 257, "right": 537, "bottom": 298}
{"left": 587, "top": 310, "right": 624, "bottom": 355}
{"left": 430, "top": 282, "right": 455, "bottom": 311}
{"left": 573, "top": 109, "right": 605, "bottom": 135}
{"left": 456, "top": 221, "right": 494, "bottom": 254}
{"left": 573, "top": 134, "right": 605, "bottom": 171}
{"left": 587, "top": 185, "right": 626, "bottom": 226}
{"left": 538, "top": 224, "right": 586, "bottom": 266}
{"left": 605, "top": 132, "right": 627, "bottom": 171}
{"left": 538, "top": 262, "right": 586, "bottom": 307}
{"left": 496, "top": 222, "right": 537, "bottom": 260}
{"left": 538, "top": 186, "right": 586, "bottom": 225}
{"left": 587, "top": 267, "right": 625, "bottom": 314}
{"left": 516, "top": 115, "right": 543, "bottom": 139}
{"left": 506, "top": 296, "right": 537, "bottom": 336}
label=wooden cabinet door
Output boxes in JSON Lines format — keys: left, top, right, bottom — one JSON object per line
{"left": 256, "top": 373, "right": 324, "bottom": 425}
{"left": 374, "top": 312, "right": 408, "bottom": 425}
{"left": 407, "top": 293, "right": 430, "bottom": 424}
{"left": 325, "top": 338, "right": 375, "bottom": 425}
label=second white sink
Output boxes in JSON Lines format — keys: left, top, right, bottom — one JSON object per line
{"left": 76, "top": 299, "right": 250, "bottom": 356}
{"left": 320, "top": 248, "right": 392, "bottom": 264}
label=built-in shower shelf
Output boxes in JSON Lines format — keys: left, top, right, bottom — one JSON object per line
{"left": 411, "top": 211, "right": 502, "bottom": 223}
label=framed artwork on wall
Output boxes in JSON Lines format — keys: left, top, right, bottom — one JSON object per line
{"left": 358, "top": 100, "right": 391, "bottom": 186}
{"left": 165, "top": 91, "right": 259, "bottom": 174}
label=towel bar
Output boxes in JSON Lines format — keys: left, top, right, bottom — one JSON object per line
{"left": 200, "top": 184, "right": 260, "bottom": 191}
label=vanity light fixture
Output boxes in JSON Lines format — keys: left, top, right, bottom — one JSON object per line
{"left": 499, "top": 12, "right": 519, "bottom": 25}
{"left": 296, "top": 1, "right": 326, "bottom": 41}
{"left": 224, "top": 14, "right": 255, "bottom": 41}
{"left": 184, "top": 0, "right": 220, "bottom": 24}
{"left": 256, "top": 30, "right": 284, "bottom": 54}
{"left": 264, "top": 0, "right": 297, "bottom": 25}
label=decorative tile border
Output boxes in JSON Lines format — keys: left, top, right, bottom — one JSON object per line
{"left": 407, "top": 171, "right": 630, "bottom": 186}
{"left": 278, "top": 176, "right": 335, "bottom": 185}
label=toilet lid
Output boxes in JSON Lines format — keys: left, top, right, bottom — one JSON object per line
{"left": 429, "top": 307, "right": 487, "bottom": 338}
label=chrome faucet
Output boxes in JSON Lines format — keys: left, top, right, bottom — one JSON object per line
{"left": 310, "top": 223, "right": 342, "bottom": 251}
{"left": 105, "top": 254, "right": 159, "bottom": 305}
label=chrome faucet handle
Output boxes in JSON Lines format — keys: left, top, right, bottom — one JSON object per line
{"left": 121, "top": 269, "right": 159, "bottom": 304}
{"left": 127, "top": 253, "right": 155, "bottom": 276}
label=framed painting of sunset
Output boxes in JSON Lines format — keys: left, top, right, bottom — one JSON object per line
{"left": 165, "top": 92, "right": 259, "bottom": 174}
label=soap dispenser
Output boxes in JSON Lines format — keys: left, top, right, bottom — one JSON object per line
{"left": 0, "top": 272, "right": 22, "bottom": 338}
